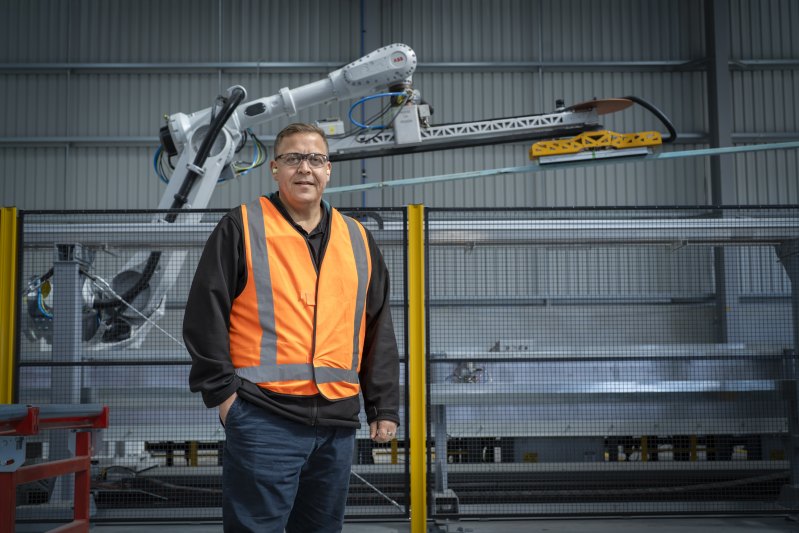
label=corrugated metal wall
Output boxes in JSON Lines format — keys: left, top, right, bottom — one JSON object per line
{"left": 0, "top": 0, "right": 797, "bottom": 210}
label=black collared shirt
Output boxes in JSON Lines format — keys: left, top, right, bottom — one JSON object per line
{"left": 269, "top": 192, "right": 326, "bottom": 269}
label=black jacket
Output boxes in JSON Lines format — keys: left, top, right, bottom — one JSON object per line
{"left": 183, "top": 193, "right": 400, "bottom": 428}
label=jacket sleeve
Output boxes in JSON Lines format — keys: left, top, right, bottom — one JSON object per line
{"left": 183, "top": 210, "right": 245, "bottom": 408}
{"left": 358, "top": 227, "right": 401, "bottom": 426}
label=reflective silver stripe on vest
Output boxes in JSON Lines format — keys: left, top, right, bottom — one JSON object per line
{"left": 315, "top": 366, "right": 360, "bottom": 384}
{"left": 342, "top": 215, "right": 369, "bottom": 373}
{"left": 237, "top": 363, "right": 314, "bottom": 382}
{"left": 234, "top": 198, "right": 282, "bottom": 382}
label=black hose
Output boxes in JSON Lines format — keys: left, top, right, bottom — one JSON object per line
{"left": 93, "top": 87, "right": 247, "bottom": 312}
{"left": 623, "top": 95, "right": 677, "bottom": 143}
{"left": 167, "top": 86, "right": 247, "bottom": 221}
{"left": 91, "top": 253, "right": 161, "bottom": 310}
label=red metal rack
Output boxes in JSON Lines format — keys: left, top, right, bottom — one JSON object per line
{"left": 0, "top": 404, "right": 109, "bottom": 533}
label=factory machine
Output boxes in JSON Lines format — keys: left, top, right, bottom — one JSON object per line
{"left": 15, "top": 43, "right": 799, "bottom": 516}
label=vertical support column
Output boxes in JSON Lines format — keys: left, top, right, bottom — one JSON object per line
{"left": 0, "top": 465, "right": 17, "bottom": 533}
{"left": 777, "top": 240, "right": 799, "bottom": 356}
{"left": 359, "top": 0, "right": 387, "bottom": 208}
{"left": 433, "top": 403, "right": 448, "bottom": 494}
{"left": 705, "top": 0, "right": 739, "bottom": 344}
{"left": 777, "top": 240, "right": 799, "bottom": 506}
{"left": 408, "top": 205, "right": 428, "bottom": 533}
{"left": 50, "top": 245, "right": 83, "bottom": 502}
{"left": 705, "top": 0, "right": 734, "bottom": 203}
{"left": 52, "top": 245, "right": 84, "bottom": 406}
{"left": 73, "top": 431, "right": 91, "bottom": 523}
{"left": 0, "top": 207, "right": 19, "bottom": 404}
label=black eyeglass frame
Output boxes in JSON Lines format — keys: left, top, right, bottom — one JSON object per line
{"left": 274, "top": 152, "right": 330, "bottom": 168}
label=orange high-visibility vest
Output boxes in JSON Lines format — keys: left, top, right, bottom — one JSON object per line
{"left": 229, "top": 197, "right": 372, "bottom": 400}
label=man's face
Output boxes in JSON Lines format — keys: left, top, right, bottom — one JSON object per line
{"left": 270, "top": 132, "right": 331, "bottom": 211}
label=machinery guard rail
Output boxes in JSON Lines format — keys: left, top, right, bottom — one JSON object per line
{"left": 0, "top": 403, "right": 109, "bottom": 533}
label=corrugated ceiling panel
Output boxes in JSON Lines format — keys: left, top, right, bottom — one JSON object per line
{"left": 0, "top": 146, "right": 168, "bottom": 210}
{"left": 380, "top": 0, "right": 539, "bottom": 62}
{"left": 730, "top": 68, "right": 798, "bottom": 205}
{"left": 730, "top": 0, "right": 799, "bottom": 59}
{"left": 0, "top": 0, "right": 223, "bottom": 64}
{"left": 0, "top": 0, "right": 70, "bottom": 63}
{"left": 728, "top": 1, "right": 799, "bottom": 206}
{"left": 0, "top": 74, "right": 70, "bottom": 137}
{"left": 537, "top": 0, "right": 704, "bottom": 61}
{"left": 69, "top": 0, "right": 219, "bottom": 62}
{"left": 222, "top": 0, "right": 359, "bottom": 62}
{"left": 732, "top": 148, "right": 799, "bottom": 205}
{"left": 68, "top": 147, "right": 159, "bottom": 209}
{"left": 382, "top": 0, "right": 703, "bottom": 62}
{"left": 1, "top": 147, "right": 67, "bottom": 209}
{"left": 68, "top": 74, "right": 225, "bottom": 137}
{"left": 732, "top": 70, "right": 799, "bottom": 134}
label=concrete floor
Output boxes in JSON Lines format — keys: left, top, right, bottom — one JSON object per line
{"left": 16, "top": 516, "right": 799, "bottom": 532}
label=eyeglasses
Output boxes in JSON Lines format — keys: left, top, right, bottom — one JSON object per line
{"left": 274, "top": 152, "right": 329, "bottom": 168}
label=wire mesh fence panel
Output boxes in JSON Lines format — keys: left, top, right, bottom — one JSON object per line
{"left": 15, "top": 208, "right": 409, "bottom": 522}
{"left": 425, "top": 206, "right": 798, "bottom": 518}
{"left": 343, "top": 207, "right": 409, "bottom": 518}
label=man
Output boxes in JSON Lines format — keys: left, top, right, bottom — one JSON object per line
{"left": 183, "top": 122, "right": 400, "bottom": 532}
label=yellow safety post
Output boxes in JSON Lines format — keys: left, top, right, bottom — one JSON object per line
{"left": 408, "top": 204, "right": 427, "bottom": 533}
{"left": 390, "top": 437, "right": 399, "bottom": 465}
{"left": 0, "top": 207, "right": 19, "bottom": 404}
{"left": 189, "top": 441, "right": 199, "bottom": 467}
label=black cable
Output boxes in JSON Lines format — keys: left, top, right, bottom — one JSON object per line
{"left": 623, "top": 95, "right": 677, "bottom": 143}
{"left": 92, "top": 252, "right": 161, "bottom": 310}
{"left": 168, "top": 86, "right": 247, "bottom": 218}
{"left": 235, "top": 129, "right": 248, "bottom": 153}
{"left": 94, "top": 87, "right": 247, "bottom": 313}
{"left": 329, "top": 101, "right": 393, "bottom": 140}
{"left": 359, "top": 95, "right": 409, "bottom": 144}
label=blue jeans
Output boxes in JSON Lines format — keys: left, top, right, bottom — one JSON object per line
{"left": 222, "top": 396, "right": 356, "bottom": 533}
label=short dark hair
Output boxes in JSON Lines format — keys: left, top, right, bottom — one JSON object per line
{"left": 273, "top": 123, "right": 329, "bottom": 156}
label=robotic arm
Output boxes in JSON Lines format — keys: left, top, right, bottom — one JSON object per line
{"left": 156, "top": 43, "right": 417, "bottom": 214}
{"left": 155, "top": 42, "right": 674, "bottom": 213}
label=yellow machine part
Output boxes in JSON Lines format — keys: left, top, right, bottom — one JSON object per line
{"left": 529, "top": 130, "right": 663, "bottom": 160}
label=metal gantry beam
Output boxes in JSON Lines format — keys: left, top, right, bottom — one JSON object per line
{"left": 706, "top": 0, "right": 735, "bottom": 204}
{"left": 3, "top": 59, "right": 799, "bottom": 74}
{"left": 22, "top": 216, "right": 799, "bottom": 248}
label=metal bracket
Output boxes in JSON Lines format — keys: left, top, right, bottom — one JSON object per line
{"left": 186, "top": 162, "right": 205, "bottom": 176}
{"left": 0, "top": 436, "right": 26, "bottom": 472}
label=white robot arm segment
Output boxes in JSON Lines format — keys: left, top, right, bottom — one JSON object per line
{"left": 235, "top": 43, "right": 416, "bottom": 131}
{"left": 163, "top": 43, "right": 417, "bottom": 154}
